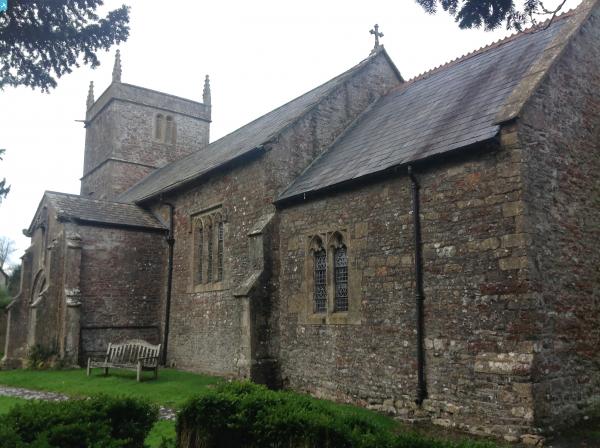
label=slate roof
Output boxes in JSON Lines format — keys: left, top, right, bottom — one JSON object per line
{"left": 44, "top": 191, "right": 165, "bottom": 230}
{"left": 277, "top": 9, "right": 583, "bottom": 202}
{"left": 118, "top": 51, "right": 398, "bottom": 203}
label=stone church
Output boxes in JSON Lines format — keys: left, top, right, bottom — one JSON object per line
{"left": 4, "top": 0, "right": 600, "bottom": 440}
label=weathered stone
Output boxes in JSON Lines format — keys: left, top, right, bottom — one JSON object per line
{"left": 521, "top": 434, "right": 545, "bottom": 446}
{"left": 502, "top": 201, "right": 524, "bottom": 218}
{"left": 5, "top": 7, "right": 600, "bottom": 443}
{"left": 499, "top": 256, "right": 528, "bottom": 271}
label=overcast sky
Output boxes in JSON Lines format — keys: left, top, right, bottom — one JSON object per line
{"left": 0, "top": 0, "right": 581, "bottom": 267}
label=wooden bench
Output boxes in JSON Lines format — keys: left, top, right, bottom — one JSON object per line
{"left": 86, "top": 339, "right": 161, "bottom": 382}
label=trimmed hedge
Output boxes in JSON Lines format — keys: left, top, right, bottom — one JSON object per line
{"left": 1, "top": 395, "right": 158, "bottom": 448}
{"left": 177, "top": 381, "right": 499, "bottom": 448}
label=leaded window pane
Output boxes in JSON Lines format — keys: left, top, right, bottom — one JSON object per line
{"left": 207, "top": 225, "right": 213, "bottom": 283}
{"left": 217, "top": 222, "right": 224, "bottom": 281}
{"left": 334, "top": 246, "right": 348, "bottom": 312}
{"left": 314, "top": 249, "right": 327, "bottom": 313}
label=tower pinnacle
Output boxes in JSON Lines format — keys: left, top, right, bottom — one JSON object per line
{"left": 86, "top": 81, "right": 94, "bottom": 109}
{"left": 112, "top": 49, "right": 122, "bottom": 83}
{"left": 203, "top": 75, "right": 211, "bottom": 105}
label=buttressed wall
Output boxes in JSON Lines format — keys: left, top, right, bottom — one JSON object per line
{"left": 160, "top": 51, "right": 401, "bottom": 381}
{"left": 519, "top": 5, "right": 600, "bottom": 430}
{"left": 3, "top": 201, "right": 81, "bottom": 366}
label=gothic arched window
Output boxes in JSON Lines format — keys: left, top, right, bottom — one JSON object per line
{"left": 206, "top": 222, "right": 214, "bottom": 283}
{"left": 314, "top": 247, "right": 327, "bottom": 313}
{"left": 192, "top": 209, "right": 226, "bottom": 290}
{"left": 334, "top": 246, "right": 348, "bottom": 312}
{"left": 217, "top": 221, "right": 224, "bottom": 281}
{"left": 155, "top": 114, "right": 164, "bottom": 140}
{"left": 165, "top": 115, "right": 176, "bottom": 144}
{"left": 196, "top": 224, "right": 204, "bottom": 284}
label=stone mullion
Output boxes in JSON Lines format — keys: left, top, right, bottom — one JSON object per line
{"left": 326, "top": 246, "right": 335, "bottom": 317}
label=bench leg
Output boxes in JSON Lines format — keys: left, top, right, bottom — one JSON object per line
{"left": 154, "top": 365, "right": 158, "bottom": 380}
{"left": 104, "top": 366, "right": 109, "bottom": 376}
{"left": 137, "top": 361, "right": 142, "bottom": 382}
{"left": 86, "top": 358, "right": 91, "bottom": 376}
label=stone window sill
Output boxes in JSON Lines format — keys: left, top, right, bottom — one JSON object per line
{"left": 192, "top": 281, "right": 226, "bottom": 293}
{"left": 305, "top": 310, "right": 359, "bottom": 325}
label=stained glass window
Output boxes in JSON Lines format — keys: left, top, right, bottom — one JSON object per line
{"left": 314, "top": 249, "right": 327, "bottom": 313}
{"left": 217, "top": 222, "right": 224, "bottom": 281}
{"left": 334, "top": 246, "right": 348, "bottom": 312}
{"left": 197, "top": 227, "right": 203, "bottom": 283}
{"left": 207, "top": 225, "right": 213, "bottom": 283}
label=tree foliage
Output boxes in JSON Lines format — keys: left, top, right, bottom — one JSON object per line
{"left": 0, "top": 149, "right": 9, "bottom": 202}
{"left": 415, "top": 0, "right": 567, "bottom": 30}
{"left": 8, "top": 263, "right": 21, "bottom": 296}
{"left": 0, "top": 0, "right": 130, "bottom": 91}
{"left": 0, "top": 236, "right": 15, "bottom": 268}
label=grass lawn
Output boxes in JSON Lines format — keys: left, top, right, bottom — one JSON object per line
{"left": 0, "top": 368, "right": 218, "bottom": 448}
{"left": 0, "top": 367, "right": 221, "bottom": 409}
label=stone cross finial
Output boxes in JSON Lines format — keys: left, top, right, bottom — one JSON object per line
{"left": 370, "top": 24, "right": 384, "bottom": 51}
{"left": 112, "top": 49, "right": 122, "bottom": 83}
{"left": 203, "top": 74, "right": 211, "bottom": 105}
{"left": 86, "top": 81, "right": 94, "bottom": 109}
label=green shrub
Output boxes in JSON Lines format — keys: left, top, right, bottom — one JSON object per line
{"left": 177, "top": 381, "right": 500, "bottom": 448}
{"left": 3, "top": 395, "right": 158, "bottom": 448}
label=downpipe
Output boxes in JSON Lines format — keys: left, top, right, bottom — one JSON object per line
{"left": 408, "top": 165, "right": 427, "bottom": 405}
{"left": 162, "top": 202, "right": 175, "bottom": 366}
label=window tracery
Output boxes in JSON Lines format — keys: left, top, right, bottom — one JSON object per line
{"left": 155, "top": 114, "right": 176, "bottom": 144}
{"left": 334, "top": 246, "right": 348, "bottom": 312}
{"left": 314, "top": 248, "right": 327, "bottom": 313}
{"left": 307, "top": 231, "right": 352, "bottom": 321}
{"left": 217, "top": 221, "right": 224, "bottom": 281}
{"left": 192, "top": 208, "right": 226, "bottom": 289}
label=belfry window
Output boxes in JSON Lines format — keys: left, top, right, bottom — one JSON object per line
{"left": 314, "top": 249, "right": 327, "bottom": 313}
{"left": 155, "top": 114, "right": 164, "bottom": 140}
{"left": 155, "top": 114, "right": 176, "bottom": 143}
{"left": 165, "top": 115, "right": 176, "bottom": 144}
{"left": 334, "top": 246, "right": 348, "bottom": 312}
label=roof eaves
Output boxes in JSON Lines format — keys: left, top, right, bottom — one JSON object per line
{"left": 276, "top": 89, "right": 396, "bottom": 202}
{"left": 130, "top": 50, "right": 397, "bottom": 204}
{"left": 59, "top": 215, "right": 167, "bottom": 232}
{"left": 25, "top": 192, "right": 52, "bottom": 237}
{"left": 495, "top": 0, "right": 598, "bottom": 124}
{"left": 276, "top": 131, "right": 501, "bottom": 207}
{"left": 132, "top": 144, "right": 267, "bottom": 204}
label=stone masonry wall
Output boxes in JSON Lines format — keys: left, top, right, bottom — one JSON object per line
{"left": 162, "top": 52, "right": 401, "bottom": 378}
{"left": 80, "top": 160, "right": 154, "bottom": 201}
{"left": 277, "top": 138, "right": 541, "bottom": 440}
{"left": 3, "top": 202, "right": 68, "bottom": 365}
{"left": 81, "top": 96, "right": 210, "bottom": 200}
{"left": 519, "top": 6, "right": 600, "bottom": 431}
{"left": 78, "top": 225, "right": 167, "bottom": 360}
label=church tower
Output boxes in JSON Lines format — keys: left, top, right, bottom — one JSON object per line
{"left": 81, "top": 51, "right": 212, "bottom": 200}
